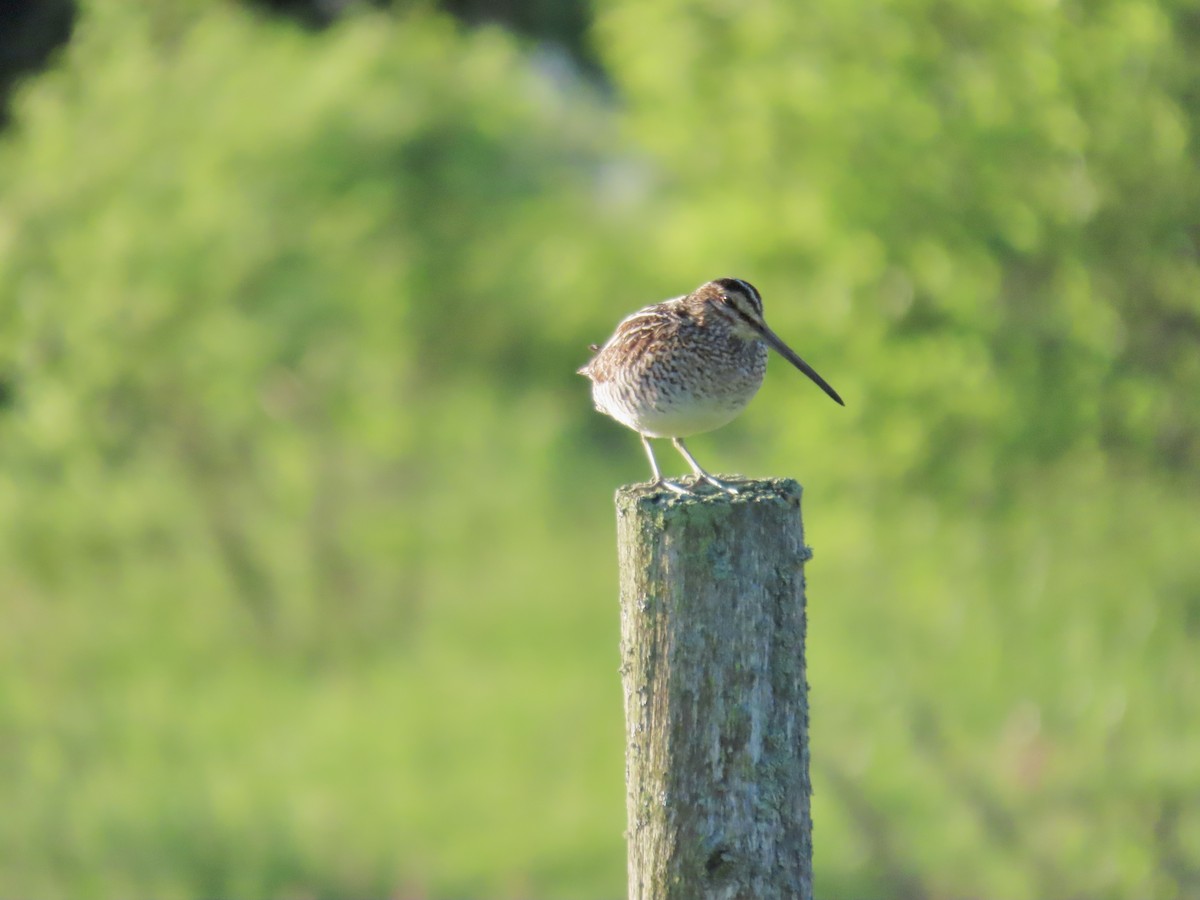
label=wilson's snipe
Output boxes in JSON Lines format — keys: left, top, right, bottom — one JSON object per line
{"left": 579, "top": 277, "right": 843, "bottom": 494}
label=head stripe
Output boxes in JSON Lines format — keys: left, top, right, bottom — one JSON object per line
{"left": 713, "top": 277, "right": 763, "bottom": 316}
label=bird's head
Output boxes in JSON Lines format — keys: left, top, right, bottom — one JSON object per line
{"left": 691, "top": 278, "right": 767, "bottom": 341}
{"left": 691, "top": 277, "right": 845, "bottom": 406}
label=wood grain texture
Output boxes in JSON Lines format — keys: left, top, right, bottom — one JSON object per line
{"left": 616, "top": 478, "right": 814, "bottom": 900}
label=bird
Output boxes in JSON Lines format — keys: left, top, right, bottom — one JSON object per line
{"left": 578, "top": 277, "right": 844, "bottom": 494}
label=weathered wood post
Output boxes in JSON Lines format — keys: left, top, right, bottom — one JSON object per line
{"left": 615, "top": 478, "right": 813, "bottom": 900}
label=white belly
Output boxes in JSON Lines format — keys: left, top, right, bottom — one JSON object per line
{"left": 592, "top": 375, "right": 760, "bottom": 438}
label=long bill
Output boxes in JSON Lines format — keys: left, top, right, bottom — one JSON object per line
{"left": 753, "top": 321, "right": 845, "bottom": 406}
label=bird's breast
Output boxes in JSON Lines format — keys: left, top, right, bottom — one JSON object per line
{"left": 591, "top": 337, "right": 767, "bottom": 438}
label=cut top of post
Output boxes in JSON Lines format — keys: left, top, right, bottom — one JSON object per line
{"left": 615, "top": 477, "right": 807, "bottom": 538}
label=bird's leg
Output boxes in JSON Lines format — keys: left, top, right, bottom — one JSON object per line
{"left": 672, "top": 438, "right": 739, "bottom": 494}
{"left": 641, "top": 435, "right": 689, "bottom": 495}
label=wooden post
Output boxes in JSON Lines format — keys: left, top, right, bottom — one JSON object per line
{"left": 615, "top": 478, "right": 813, "bottom": 900}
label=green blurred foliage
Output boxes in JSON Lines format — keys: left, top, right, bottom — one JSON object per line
{"left": 598, "top": 0, "right": 1200, "bottom": 493}
{"left": 0, "top": 0, "right": 1198, "bottom": 898}
{"left": 0, "top": 0, "right": 75, "bottom": 127}
{"left": 0, "top": 5, "right": 638, "bottom": 897}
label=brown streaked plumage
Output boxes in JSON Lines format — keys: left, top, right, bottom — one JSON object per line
{"left": 579, "top": 277, "right": 843, "bottom": 494}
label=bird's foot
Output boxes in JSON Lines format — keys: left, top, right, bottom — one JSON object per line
{"left": 698, "top": 473, "right": 740, "bottom": 495}
{"left": 668, "top": 438, "right": 740, "bottom": 496}
{"left": 647, "top": 475, "right": 741, "bottom": 496}
{"left": 650, "top": 477, "right": 692, "bottom": 496}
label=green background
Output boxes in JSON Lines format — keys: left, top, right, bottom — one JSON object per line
{"left": 1, "top": 1, "right": 1197, "bottom": 897}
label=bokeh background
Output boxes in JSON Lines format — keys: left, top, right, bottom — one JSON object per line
{"left": 1, "top": 0, "right": 1198, "bottom": 897}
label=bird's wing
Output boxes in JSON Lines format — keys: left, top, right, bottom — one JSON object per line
{"left": 579, "top": 299, "right": 688, "bottom": 383}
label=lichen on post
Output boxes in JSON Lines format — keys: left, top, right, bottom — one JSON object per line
{"left": 615, "top": 478, "right": 813, "bottom": 900}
